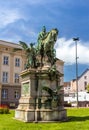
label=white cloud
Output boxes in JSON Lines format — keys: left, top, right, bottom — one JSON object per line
{"left": 56, "top": 38, "right": 89, "bottom": 65}
{"left": 0, "top": 8, "right": 24, "bottom": 28}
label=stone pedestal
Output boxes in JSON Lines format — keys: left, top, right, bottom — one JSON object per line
{"left": 15, "top": 67, "right": 67, "bottom": 122}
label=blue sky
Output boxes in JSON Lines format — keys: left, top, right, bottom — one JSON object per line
{"left": 0, "top": 0, "right": 89, "bottom": 81}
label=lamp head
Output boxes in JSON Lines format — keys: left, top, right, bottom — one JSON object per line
{"left": 73, "top": 37, "right": 79, "bottom": 41}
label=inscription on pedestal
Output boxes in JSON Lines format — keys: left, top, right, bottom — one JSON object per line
{"left": 22, "top": 81, "right": 30, "bottom": 96}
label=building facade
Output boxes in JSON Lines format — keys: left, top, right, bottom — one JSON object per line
{"left": 64, "top": 69, "right": 89, "bottom": 107}
{"left": 0, "top": 40, "right": 26, "bottom": 108}
{"left": 71, "top": 69, "right": 89, "bottom": 92}
{"left": 0, "top": 40, "right": 64, "bottom": 108}
{"left": 64, "top": 82, "right": 71, "bottom": 94}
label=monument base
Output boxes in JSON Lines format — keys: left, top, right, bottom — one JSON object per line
{"left": 15, "top": 68, "right": 67, "bottom": 122}
{"left": 15, "top": 108, "right": 67, "bottom": 122}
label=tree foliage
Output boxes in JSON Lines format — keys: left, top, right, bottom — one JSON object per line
{"left": 87, "top": 84, "right": 89, "bottom": 93}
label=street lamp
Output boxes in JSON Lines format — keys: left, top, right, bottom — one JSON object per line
{"left": 73, "top": 37, "right": 79, "bottom": 108}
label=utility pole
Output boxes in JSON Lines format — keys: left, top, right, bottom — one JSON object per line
{"left": 73, "top": 37, "right": 79, "bottom": 108}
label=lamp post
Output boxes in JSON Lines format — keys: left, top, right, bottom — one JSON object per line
{"left": 73, "top": 37, "right": 79, "bottom": 108}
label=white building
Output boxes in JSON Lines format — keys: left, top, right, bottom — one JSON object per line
{"left": 64, "top": 91, "right": 89, "bottom": 107}
{"left": 71, "top": 69, "right": 89, "bottom": 92}
{"left": 64, "top": 69, "right": 89, "bottom": 107}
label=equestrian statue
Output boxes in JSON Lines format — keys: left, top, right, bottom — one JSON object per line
{"left": 14, "top": 26, "right": 58, "bottom": 68}
{"left": 37, "top": 26, "right": 58, "bottom": 66}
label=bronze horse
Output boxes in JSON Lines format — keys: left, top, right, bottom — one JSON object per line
{"left": 38, "top": 28, "right": 58, "bottom": 66}
{"left": 43, "top": 28, "right": 58, "bottom": 52}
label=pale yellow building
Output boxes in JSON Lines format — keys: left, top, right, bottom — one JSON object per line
{"left": 0, "top": 40, "right": 26, "bottom": 107}
{"left": 0, "top": 40, "right": 64, "bottom": 108}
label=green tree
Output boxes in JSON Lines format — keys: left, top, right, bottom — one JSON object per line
{"left": 86, "top": 84, "right": 89, "bottom": 93}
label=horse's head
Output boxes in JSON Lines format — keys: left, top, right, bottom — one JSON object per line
{"left": 51, "top": 28, "right": 59, "bottom": 42}
{"left": 42, "top": 28, "right": 59, "bottom": 52}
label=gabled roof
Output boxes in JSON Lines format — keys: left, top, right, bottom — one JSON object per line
{"left": 72, "top": 68, "right": 89, "bottom": 82}
{"left": 78, "top": 68, "right": 89, "bottom": 79}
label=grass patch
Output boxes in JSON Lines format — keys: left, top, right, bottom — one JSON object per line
{"left": 0, "top": 108, "right": 89, "bottom": 130}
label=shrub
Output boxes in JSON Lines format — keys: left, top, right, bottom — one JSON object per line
{"left": 0, "top": 105, "right": 9, "bottom": 114}
{"left": 0, "top": 107, "right": 3, "bottom": 114}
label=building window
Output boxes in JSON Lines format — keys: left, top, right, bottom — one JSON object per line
{"left": 84, "top": 81, "right": 87, "bottom": 90}
{"left": 14, "top": 90, "right": 19, "bottom": 99}
{"left": 14, "top": 73, "right": 19, "bottom": 83}
{"left": 15, "top": 58, "right": 20, "bottom": 67}
{"left": 3, "top": 56, "right": 9, "bottom": 65}
{"left": 84, "top": 76, "right": 87, "bottom": 79}
{"left": 2, "top": 89, "right": 8, "bottom": 99}
{"left": 2, "top": 72, "right": 8, "bottom": 83}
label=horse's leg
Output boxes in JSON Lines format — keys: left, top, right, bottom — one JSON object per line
{"left": 41, "top": 55, "right": 43, "bottom": 67}
{"left": 47, "top": 50, "right": 55, "bottom": 66}
{"left": 40, "top": 44, "right": 44, "bottom": 67}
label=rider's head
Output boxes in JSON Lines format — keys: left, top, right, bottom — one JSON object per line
{"left": 30, "top": 43, "right": 33, "bottom": 47}
{"left": 42, "top": 26, "right": 46, "bottom": 32}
